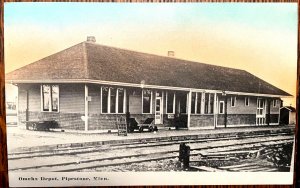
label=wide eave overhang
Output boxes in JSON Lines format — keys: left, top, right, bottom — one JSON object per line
{"left": 6, "top": 79, "right": 292, "bottom": 98}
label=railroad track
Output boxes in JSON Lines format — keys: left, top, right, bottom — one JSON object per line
{"left": 8, "top": 128, "right": 292, "bottom": 159}
{"left": 8, "top": 128, "right": 294, "bottom": 172}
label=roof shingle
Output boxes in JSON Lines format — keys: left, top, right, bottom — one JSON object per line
{"left": 6, "top": 41, "right": 291, "bottom": 96}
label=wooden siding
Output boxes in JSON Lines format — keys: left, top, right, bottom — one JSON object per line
{"left": 28, "top": 84, "right": 40, "bottom": 111}
{"left": 223, "top": 96, "right": 257, "bottom": 115}
{"left": 226, "top": 114, "right": 256, "bottom": 125}
{"left": 60, "top": 84, "right": 85, "bottom": 113}
{"left": 88, "top": 114, "right": 122, "bottom": 130}
{"left": 190, "top": 115, "right": 214, "bottom": 128}
{"left": 18, "top": 89, "right": 27, "bottom": 112}
{"left": 88, "top": 84, "right": 101, "bottom": 115}
{"left": 270, "top": 100, "right": 280, "bottom": 114}
{"left": 18, "top": 111, "right": 85, "bottom": 130}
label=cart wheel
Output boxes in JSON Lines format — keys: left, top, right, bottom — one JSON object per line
{"left": 149, "top": 126, "right": 154, "bottom": 132}
{"left": 139, "top": 127, "right": 143, "bottom": 132}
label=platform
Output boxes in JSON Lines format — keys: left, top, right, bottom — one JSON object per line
{"left": 6, "top": 125, "right": 295, "bottom": 153}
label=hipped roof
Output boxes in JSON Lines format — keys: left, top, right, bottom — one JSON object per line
{"left": 6, "top": 41, "right": 291, "bottom": 96}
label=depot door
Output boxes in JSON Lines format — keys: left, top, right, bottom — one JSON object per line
{"left": 155, "top": 96, "right": 163, "bottom": 124}
{"left": 256, "top": 99, "right": 266, "bottom": 125}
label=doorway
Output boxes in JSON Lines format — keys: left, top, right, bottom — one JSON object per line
{"left": 256, "top": 98, "right": 266, "bottom": 125}
{"left": 155, "top": 92, "right": 163, "bottom": 124}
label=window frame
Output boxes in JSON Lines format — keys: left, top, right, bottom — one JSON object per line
{"left": 166, "top": 91, "right": 175, "bottom": 114}
{"left": 142, "top": 89, "right": 153, "bottom": 114}
{"left": 41, "top": 84, "right": 59, "bottom": 112}
{"left": 101, "top": 86, "right": 126, "bottom": 114}
{"left": 204, "top": 93, "right": 214, "bottom": 114}
{"left": 231, "top": 96, "right": 236, "bottom": 107}
{"left": 191, "top": 92, "right": 202, "bottom": 115}
{"left": 245, "top": 97, "right": 249, "bottom": 106}
{"left": 219, "top": 101, "right": 225, "bottom": 114}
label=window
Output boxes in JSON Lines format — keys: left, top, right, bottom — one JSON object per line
{"left": 41, "top": 84, "right": 59, "bottom": 112}
{"left": 231, "top": 97, "right": 236, "bottom": 107}
{"left": 191, "top": 92, "right": 202, "bottom": 114}
{"left": 196, "top": 93, "right": 201, "bottom": 114}
{"left": 51, "top": 85, "right": 59, "bottom": 111}
{"left": 118, "top": 88, "right": 125, "bottom": 113}
{"left": 245, "top": 97, "right": 249, "bottom": 106}
{"left": 209, "top": 94, "right": 214, "bottom": 114}
{"left": 101, "top": 87, "right": 125, "bottom": 114}
{"left": 257, "top": 99, "right": 264, "bottom": 115}
{"left": 178, "top": 93, "right": 187, "bottom": 114}
{"left": 191, "top": 93, "right": 196, "bottom": 114}
{"left": 142, "top": 89, "right": 152, "bottom": 114}
{"left": 110, "top": 88, "right": 116, "bottom": 113}
{"left": 166, "top": 92, "right": 175, "bottom": 114}
{"left": 204, "top": 93, "right": 209, "bottom": 114}
{"left": 204, "top": 93, "right": 214, "bottom": 114}
{"left": 101, "top": 87, "right": 109, "bottom": 113}
{"left": 273, "top": 99, "right": 277, "bottom": 107}
{"left": 219, "top": 101, "right": 224, "bottom": 114}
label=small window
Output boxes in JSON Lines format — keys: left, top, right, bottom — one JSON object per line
{"left": 142, "top": 89, "right": 152, "bottom": 114}
{"left": 245, "top": 97, "right": 249, "bottom": 106}
{"left": 231, "top": 97, "right": 236, "bottom": 107}
{"left": 41, "top": 84, "right": 59, "bottom": 112}
{"left": 219, "top": 101, "right": 224, "bottom": 114}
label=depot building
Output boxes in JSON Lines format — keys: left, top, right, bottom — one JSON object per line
{"left": 6, "top": 37, "right": 291, "bottom": 132}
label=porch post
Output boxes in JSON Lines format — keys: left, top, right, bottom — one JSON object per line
{"left": 84, "top": 84, "right": 89, "bottom": 131}
{"left": 187, "top": 90, "right": 192, "bottom": 129}
{"left": 213, "top": 93, "right": 217, "bottom": 129}
{"left": 266, "top": 99, "right": 271, "bottom": 126}
{"left": 224, "top": 95, "right": 228, "bottom": 128}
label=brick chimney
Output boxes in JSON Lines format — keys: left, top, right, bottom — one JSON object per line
{"left": 168, "top": 51, "right": 175, "bottom": 57}
{"left": 87, "top": 36, "right": 96, "bottom": 43}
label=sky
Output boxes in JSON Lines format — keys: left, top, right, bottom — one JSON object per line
{"left": 4, "top": 3, "right": 298, "bottom": 106}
